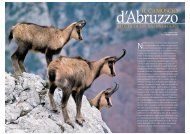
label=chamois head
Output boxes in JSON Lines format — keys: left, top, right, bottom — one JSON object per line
{"left": 101, "top": 49, "right": 126, "bottom": 77}
{"left": 71, "top": 20, "right": 86, "bottom": 40}
{"left": 90, "top": 83, "right": 119, "bottom": 110}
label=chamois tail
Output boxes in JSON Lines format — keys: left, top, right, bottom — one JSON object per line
{"left": 8, "top": 29, "right": 13, "bottom": 44}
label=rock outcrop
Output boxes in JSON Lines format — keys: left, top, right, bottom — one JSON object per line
{"left": 5, "top": 72, "right": 111, "bottom": 133}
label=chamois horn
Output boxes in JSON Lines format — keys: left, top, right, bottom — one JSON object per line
{"left": 107, "top": 82, "right": 119, "bottom": 97}
{"left": 116, "top": 49, "right": 126, "bottom": 62}
{"left": 77, "top": 20, "right": 86, "bottom": 28}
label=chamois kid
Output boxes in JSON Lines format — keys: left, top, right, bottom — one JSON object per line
{"left": 9, "top": 20, "right": 86, "bottom": 75}
{"left": 89, "top": 83, "right": 119, "bottom": 110}
{"left": 47, "top": 49, "right": 126, "bottom": 128}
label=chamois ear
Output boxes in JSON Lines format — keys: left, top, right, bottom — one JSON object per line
{"left": 104, "top": 56, "right": 116, "bottom": 61}
{"left": 76, "top": 20, "right": 86, "bottom": 28}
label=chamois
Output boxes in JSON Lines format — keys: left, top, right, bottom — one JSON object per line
{"left": 88, "top": 83, "right": 119, "bottom": 110}
{"left": 47, "top": 49, "right": 126, "bottom": 128}
{"left": 8, "top": 20, "right": 86, "bottom": 75}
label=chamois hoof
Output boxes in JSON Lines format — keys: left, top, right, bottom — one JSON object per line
{"left": 12, "top": 73, "right": 23, "bottom": 79}
{"left": 76, "top": 117, "right": 85, "bottom": 126}
{"left": 65, "top": 119, "right": 74, "bottom": 128}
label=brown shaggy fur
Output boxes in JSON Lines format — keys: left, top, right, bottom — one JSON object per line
{"left": 9, "top": 20, "right": 86, "bottom": 75}
{"left": 47, "top": 49, "right": 126, "bottom": 128}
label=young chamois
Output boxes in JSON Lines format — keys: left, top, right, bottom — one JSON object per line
{"left": 47, "top": 49, "right": 126, "bottom": 128}
{"left": 88, "top": 83, "right": 119, "bottom": 110}
{"left": 8, "top": 20, "right": 86, "bottom": 75}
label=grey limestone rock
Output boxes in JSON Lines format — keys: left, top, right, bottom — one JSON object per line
{"left": 5, "top": 72, "right": 111, "bottom": 133}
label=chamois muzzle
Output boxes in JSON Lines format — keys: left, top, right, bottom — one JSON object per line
{"left": 77, "top": 20, "right": 86, "bottom": 28}
{"left": 116, "top": 49, "right": 126, "bottom": 62}
{"left": 107, "top": 82, "right": 119, "bottom": 97}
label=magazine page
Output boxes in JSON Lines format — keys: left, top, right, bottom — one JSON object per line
{"left": 4, "top": 2, "right": 185, "bottom": 133}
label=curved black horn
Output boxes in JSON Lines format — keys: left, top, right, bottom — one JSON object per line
{"left": 107, "top": 82, "right": 119, "bottom": 97}
{"left": 116, "top": 49, "right": 126, "bottom": 62}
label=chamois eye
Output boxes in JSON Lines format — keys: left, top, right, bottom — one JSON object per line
{"left": 76, "top": 25, "right": 80, "bottom": 29}
{"left": 108, "top": 61, "right": 113, "bottom": 66}
{"left": 105, "top": 92, "right": 109, "bottom": 96}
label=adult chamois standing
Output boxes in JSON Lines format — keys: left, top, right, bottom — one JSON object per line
{"left": 47, "top": 49, "right": 126, "bottom": 128}
{"left": 88, "top": 82, "right": 119, "bottom": 110}
{"left": 8, "top": 20, "right": 86, "bottom": 75}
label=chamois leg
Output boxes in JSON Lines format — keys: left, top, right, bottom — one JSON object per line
{"left": 72, "top": 90, "right": 77, "bottom": 102}
{"left": 48, "top": 83, "right": 57, "bottom": 112}
{"left": 11, "top": 49, "right": 22, "bottom": 76}
{"left": 75, "top": 90, "right": 85, "bottom": 126}
{"left": 18, "top": 47, "right": 29, "bottom": 72}
{"left": 45, "top": 50, "right": 53, "bottom": 66}
{"left": 61, "top": 89, "right": 74, "bottom": 128}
